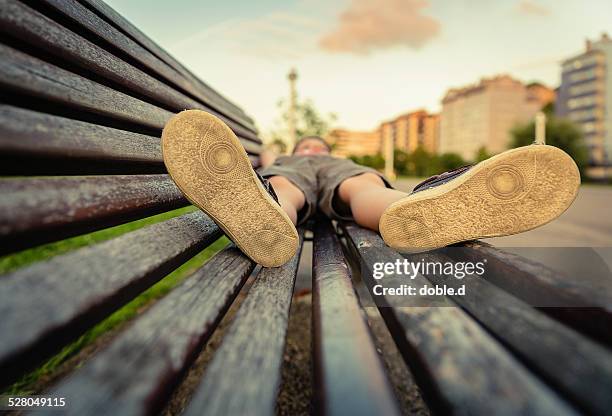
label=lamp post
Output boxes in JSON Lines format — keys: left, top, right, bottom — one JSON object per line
{"left": 288, "top": 68, "right": 298, "bottom": 152}
{"left": 535, "top": 111, "right": 546, "bottom": 145}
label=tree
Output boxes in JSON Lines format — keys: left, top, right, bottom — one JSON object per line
{"left": 510, "top": 116, "right": 589, "bottom": 175}
{"left": 393, "top": 149, "right": 410, "bottom": 176}
{"left": 349, "top": 153, "right": 385, "bottom": 170}
{"left": 409, "top": 147, "right": 434, "bottom": 177}
{"left": 268, "top": 97, "right": 337, "bottom": 152}
{"left": 437, "top": 152, "right": 467, "bottom": 172}
{"left": 474, "top": 146, "right": 492, "bottom": 163}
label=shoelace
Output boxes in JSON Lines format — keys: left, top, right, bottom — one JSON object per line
{"left": 255, "top": 171, "right": 280, "bottom": 205}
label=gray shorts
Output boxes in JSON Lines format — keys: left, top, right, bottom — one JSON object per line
{"left": 258, "top": 155, "right": 393, "bottom": 225}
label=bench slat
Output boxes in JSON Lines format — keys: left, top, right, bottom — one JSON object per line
{"left": 0, "top": 0, "right": 259, "bottom": 142}
{"left": 79, "top": 0, "right": 253, "bottom": 125}
{"left": 39, "top": 0, "right": 256, "bottom": 133}
{"left": 0, "top": 211, "right": 221, "bottom": 389}
{"left": 416, "top": 250, "right": 612, "bottom": 416}
{"left": 446, "top": 242, "right": 612, "bottom": 346}
{"left": 0, "top": 44, "right": 261, "bottom": 155}
{"left": 0, "top": 175, "right": 188, "bottom": 254}
{"left": 312, "top": 219, "right": 400, "bottom": 416}
{"left": 0, "top": 104, "right": 262, "bottom": 175}
{"left": 38, "top": 245, "right": 254, "bottom": 416}
{"left": 0, "top": 105, "right": 164, "bottom": 174}
{"left": 341, "top": 223, "right": 577, "bottom": 416}
{"left": 183, "top": 230, "right": 305, "bottom": 416}
{"left": 0, "top": 42, "right": 171, "bottom": 130}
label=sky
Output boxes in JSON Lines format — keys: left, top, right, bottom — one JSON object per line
{"left": 106, "top": 0, "right": 612, "bottom": 140}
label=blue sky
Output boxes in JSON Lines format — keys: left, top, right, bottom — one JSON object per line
{"left": 106, "top": 0, "right": 612, "bottom": 140}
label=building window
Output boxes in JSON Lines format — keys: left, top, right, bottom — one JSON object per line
{"left": 569, "top": 108, "right": 598, "bottom": 122}
{"left": 568, "top": 68, "right": 597, "bottom": 83}
{"left": 569, "top": 81, "right": 598, "bottom": 96}
{"left": 567, "top": 95, "right": 598, "bottom": 109}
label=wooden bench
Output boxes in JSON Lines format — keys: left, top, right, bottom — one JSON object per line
{"left": 1, "top": 1, "right": 612, "bottom": 415}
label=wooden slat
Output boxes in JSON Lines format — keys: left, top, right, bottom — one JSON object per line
{"left": 0, "top": 174, "right": 188, "bottom": 254}
{"left": 0, "top": 104, "right": 261, "bottom": 176}
{"left": 341, "top": 223, "right": 577, "bottom": 416}
{"left": 39, "top": 0, "right": 256, "bottom": 133}
{"left": 0, "top": 42, "right": 172, "bottom": 130}
{"left": 0, "top": 0, "right": 259, "bottom": 142}
{"left": 414, "top": 249, "right": 612, "bottom": 416}
{"left": 0, "top": 211, "right": 221, "bottom": 389}
{"left": 0, "top": 45, "right": 261, "bottom": 154}
{"left": 0, "top": 105, "right": 165, "bottom": 174}
{"left": 183, "top": 230, "right": 305, "bottom": 416}
{"left": 445, "top": 242, "right": 612, "bottom": 346}
{"left": 39, "top": 245, "right": 255, "bottom": 416}
{"left": 79, "top": 0, "right": 252, "bottom": 125}
{"left": 312, "top": 219, "right": 400, "bottom": 416}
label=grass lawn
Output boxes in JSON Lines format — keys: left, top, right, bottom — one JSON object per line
{"left": 1, "top": 206, "right": 229, "bottom": 394}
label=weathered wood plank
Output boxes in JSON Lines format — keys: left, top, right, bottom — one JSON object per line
{"left": 79, "top": 0, "right": 252, "bottom": 124}
{"left": 312, "top": 219, "right": 400, "bottom": 416}
{"left": 0, "top": 211, "right": 221, "bottom": 389}
{"left": 414, "top": 249, "right": 612, "bottom": 416}
{"left": 38, "top": 0, "right": 256, "bottom": 133}
{"left": 0, "top": 105, "right": 164, "bottom": 173}
{"left": 0, "top": 42, "right": 172, "bottom": 130}
{"left": 183, "top": 230, "right": 305, "bottom": 416}
{"left": 38, "top": 245, "right": 255, "bottom": 416}
{"left": 0, "top": 175, "right": 188, "bottom": 254}
{"left": 341, "top": 223, "right": 577, "bottom": 416}
{"left": 0, "top": 105, "right": 261, "bottom": 176}
{"left": 445, "top": 242, "right": 612, "bottom": 346}
{"left": 0, "top": 0, "right": 259, "bottom": 142}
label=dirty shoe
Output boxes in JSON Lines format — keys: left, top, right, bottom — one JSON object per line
{"left": 162, "top": 110, "right": 299, "bottom": 267}
{"left": 379, "top": 145, "right": 580, "bottom": 252}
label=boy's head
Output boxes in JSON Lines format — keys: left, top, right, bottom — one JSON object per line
{"left": 292, "top": 136, "right": 331, "bottom": 156}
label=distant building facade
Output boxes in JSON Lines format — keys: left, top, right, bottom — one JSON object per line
{"left": 557, "top": 33, "right": 612, "bottom": 176}
{"left": 439, "top": 75, "right": 553, "bottom": 161}
{"left": 328, "top": 129, "right": 381, "bottom": 158}
{"left": 328, "top": 110, "right": 439, "bottom": 158}
{"left": 379, "top": 110, "right": 439, "bottom": 154}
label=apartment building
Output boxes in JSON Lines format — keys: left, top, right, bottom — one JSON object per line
{"left": 327, "top": 129, "right": 381, "bottom": 158}
{"left": 379, "top": 110, "right": 439, "bottom": 154}
{"left": 557, "top": 33, "right": 612, "bottom": 177}
{"left": 439, "top": 75, "right": 553, "bottom": 161}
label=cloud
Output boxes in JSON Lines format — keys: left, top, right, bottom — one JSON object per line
{"left": 319, "top": 0, "right": 440, "bottom": 54}
{"left": 172, "top": 11, "right": 323, "bottom": 61}
{"left": 516, "top": 0, "right": 551, "bottom": 16}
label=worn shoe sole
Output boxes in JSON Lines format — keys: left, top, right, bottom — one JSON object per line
{"left": 380, "top": 145, "right": 581, "bottom": 252}
{"left": 161, "top": 110, "right": 299, "bottom": 267}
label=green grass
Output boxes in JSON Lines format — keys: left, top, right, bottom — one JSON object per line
{"left": 1, "top": 206, "right": 230, "bottom": 394}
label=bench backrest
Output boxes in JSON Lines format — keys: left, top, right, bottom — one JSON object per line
{"left": 0, "top": 0, "right": 261, "bottom": 390}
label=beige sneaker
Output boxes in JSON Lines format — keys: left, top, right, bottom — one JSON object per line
{"left": 161, "top": 110, "right": 299, "bottom": 267}
{"left": 379, "top": 144, "right": 581, "bottom": 252}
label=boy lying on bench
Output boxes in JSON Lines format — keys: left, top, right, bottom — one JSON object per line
{"left": 161, "top": 110, "right": 580, "bottom": 267}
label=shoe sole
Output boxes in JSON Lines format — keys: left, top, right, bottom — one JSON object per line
{"left": 379, "top": 145, "right": 581, "bottom": 252}
{"left": 161, "top": 110, "right": 299, "bottom": 267}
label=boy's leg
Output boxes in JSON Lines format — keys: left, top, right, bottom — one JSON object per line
{"left": 337, "top": 173, "right": 406, "bottom": 231}
{"left": 267, "top": 176, "right": 306, "bottom": 225}
{"left": 333, "top": 145, "right": 580, "bottom": 253}
{"left": 161, "top": 110, "right": 299, "bottom": 267}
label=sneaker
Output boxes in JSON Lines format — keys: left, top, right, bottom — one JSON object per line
{"left": 379, "top": 144, "right": 581, "bottom": 252}
{"left": 161, "top": 110, "right": 299, "bottom": 267}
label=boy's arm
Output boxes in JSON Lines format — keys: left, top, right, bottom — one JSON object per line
{"left": 259, "top": 149, "right": 278, "bottom": 168}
